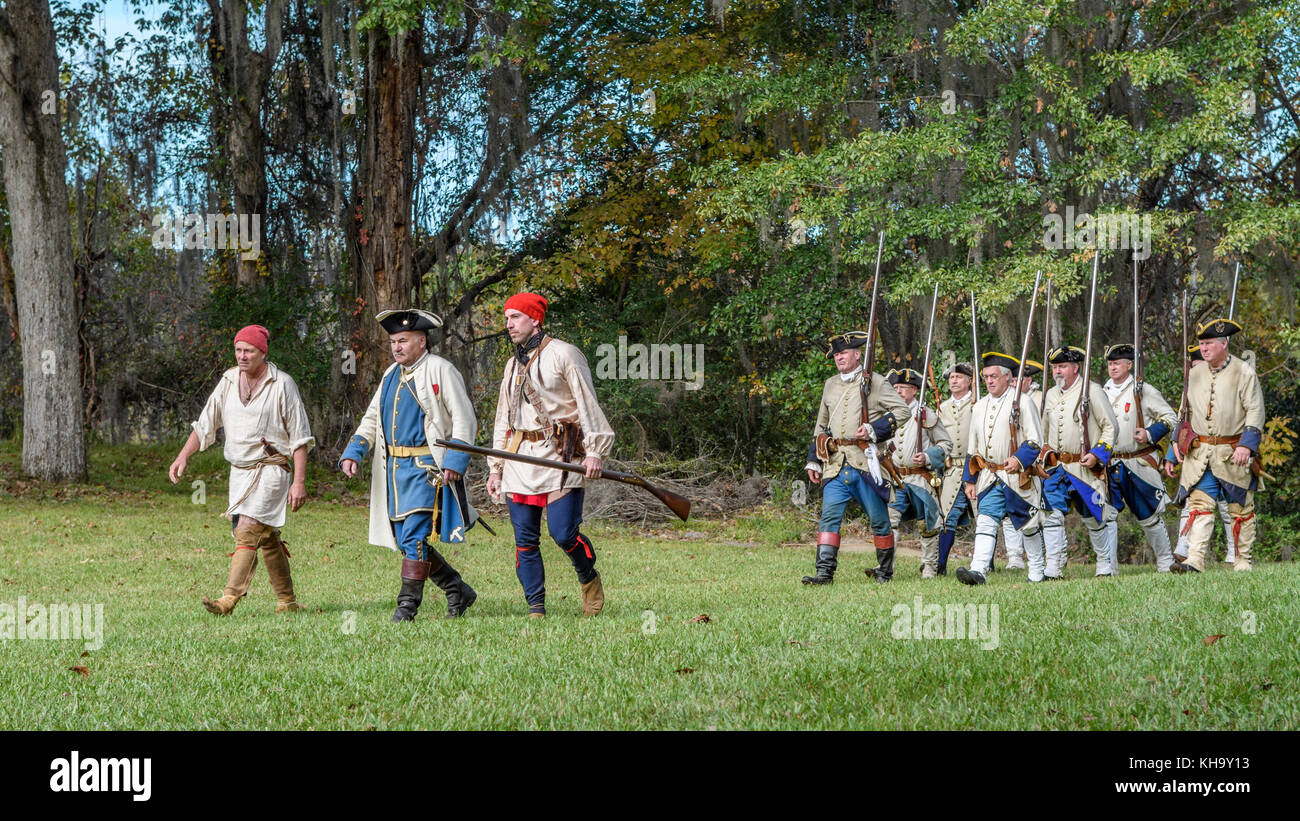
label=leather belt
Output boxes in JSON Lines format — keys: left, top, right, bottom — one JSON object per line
{"left": 1056, "top": 451, "right": 1084, "bottom": 464}
{"left": 515, "top": 429, "right": 549, "bottom": 443}
{"left": 1112, "top": 443, "right": 1161, "bottom": 459}
{"left": 388, "top": 445, "right": 432, "bottom": 458}
{"left": 893, "top": 465, "right": 933, "bottom": 476}
{"left": 1190, "top": 434, "right": 1241, "bottom": 449}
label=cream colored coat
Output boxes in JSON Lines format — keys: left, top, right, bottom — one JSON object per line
{"left": 1178, "top": 355, "right": 1266, "bottom": 494}
{"left": 938, "top": 392, "right": 973, "bottom": 514}
{"left": 966, "top": 388, "right": 1043, "bottom": 511}
{"left": 1042, "top": 377, "right": 1117, "bottom": 503}
{"left": 810, "top": 371, "right": 911, "bottom": 482}
{"left": 889, "top": 400, "right": 951, "bottom": 495}
{"left": 350, "top": 352, "right": 478, "bottom": 550}
{"left": 1105, "top": 375, "right": 1177, "bottom": 491}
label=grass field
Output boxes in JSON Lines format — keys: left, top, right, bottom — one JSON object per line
{"left": 1, "top": 443, "right": 1297, "bottom": 730}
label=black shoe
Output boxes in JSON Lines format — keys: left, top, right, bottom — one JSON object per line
{"left": 802, "top": 573, "right": 834, "bottom": 586}
{"left": 956, "top": 567, "right": 986, "bottom": 586}
{"left": 1043, "top": 574, "right": 1064, "bottom": 581}
{"left": 1170, "top": 561, "right": 1199, "bottom": 574}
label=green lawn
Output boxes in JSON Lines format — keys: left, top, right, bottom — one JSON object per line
{"left": 0, "top": 444, "right": 1296, "bottom": 729}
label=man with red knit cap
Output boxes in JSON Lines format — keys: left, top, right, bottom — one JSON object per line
{"left": 169, "top": 324, "right": 315, "bottom": 615}
{"left": 486, "top": 292, "right": 615, "bottom": 618}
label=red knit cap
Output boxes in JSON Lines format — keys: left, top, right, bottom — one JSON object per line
{"left": 234, "top": 324, "right": 269, "bottom": 354}
{"left": 504, "top": 292, "right": 547, "bottom": 323}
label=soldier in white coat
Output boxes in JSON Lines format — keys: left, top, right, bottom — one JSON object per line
{"left": 1102, "top": 343, "right": 1177, "bottom": 571}
{"left": 936, "top": 363, "right": 976, "bottom": 575}
{"left": 884, "top": 368, "right": 952, "bottom": 578}
{"left": 1168, "top": 344, "right": 1238, "bottom": 563}
{"left": 958, "top": 352, "right": 1047, "bottom": 584}
{"left": 1166, "top": 319, "right": 1266, "bottom": 573}
{"left": 340, "top": 309, "right": 483, "bottom": 621}
{"left": 1000, "top": 360, "right": 1044, "bottom": 571}
{"left": 802, "top": 331, "right": 912, "bottom": 584}
{"left": 1040, "top": 345, "right": 1119, "bottom": 578}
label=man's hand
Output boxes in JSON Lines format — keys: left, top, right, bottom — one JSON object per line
{"left": 964, "top": 481, "right": 976, "bottom": 502}
{"left": 1232, "top": 445, "right": 1252, "bottom": 467}
{"left": 1002, "top": 456, "right": 1023, "bottom": 474}
{"left": 289, "top": 480, "right": 307, "bottom": 512}
{"left": 912, "top": 452, "right": 927, "bottom": 466}
{"left": 1081, "top": 452, "right": 1099, "bottom": 468}
{"left": 1163, "top": 460, "right": 1177, "bottom": 479}
{"left": 168, "top": 455, "right": 187, "bottom": 484}
{"left": 341, "top": 458, "right": 359, "bottom": 478}
{"left": 487, "top": 473, "right": 503, "bottom": 503}
{"left": 807, "top": 468, "right": 820, "bottom": 484}
{"left": 1134, "top": 428, "right": 1150, "bottom": 444}
{"left": 854, "top": 423, "right": 873, "bottom": 441}
{"left": 443, "top": 468, "right": 462, "bottom": 484}
{"left": 582, "top": 455, "right": 603, "bottom": 479}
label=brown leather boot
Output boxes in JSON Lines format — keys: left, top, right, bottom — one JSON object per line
{"left": 262, "top": 531, "right": 302, "bottom": 613}
{"left": 580, "top": 572, "right": 605, "bottom": 616}
{"left": 203, "top": 547, "right": 259, "bottom": 615}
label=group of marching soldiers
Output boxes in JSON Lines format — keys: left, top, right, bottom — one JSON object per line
{"left": 802, "top": 317, "right": 1265, "bottom": 585}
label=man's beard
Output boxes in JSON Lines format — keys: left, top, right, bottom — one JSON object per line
{"left": 1053, "top": 375, "right": 1066, "bottom": 388}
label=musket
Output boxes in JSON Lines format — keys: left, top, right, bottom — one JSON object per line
{"left": 1229, "top": 261, "right": 1241, "bottom": 319}
{"left": 916, "top": 282, "right": 940, "bottom": 453}
{"left": 436, "top": 439, "right": 691, "bottom": 522}
{"left": 1040, "top": 276, "right": 1053, "bottom": 417}
{"left": 1173, "top": 281, "right": 1192, "bottom": 461}
{"left": 1010, "top": 271, "right": 1043, "bottom": 488}
{"left": 862, "top": 232, "right": 904, "bottom": 485}
{"left": 1077, "top": 251, "right": 1102, "bottom": 476}
{"left": 969, "top": 290, "right": 981, "bottom": 402}
{"left": 1132, "top": 255, "right": 1145, "bottom": 431}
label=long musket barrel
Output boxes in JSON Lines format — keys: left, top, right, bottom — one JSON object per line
{"left": 916, "top": 282, "right": 940, "bottom": 450}
{"left": 436, "top": 440, "right": 691, "bottom": 522}
{"left": 1133, "top": 255, "right": 1145, "bottom": 429}
{"left": 1230, "top": 262, "right": 1240, "bottom": 319}
{"left": 1078, "top": 252, "right": 1100, "bottom": 469}
{"left": 969, "top": 290, "right": 981, "bottom": 402}
{"left": 1040, "top": 276, "right": 1052, "bottom": 416}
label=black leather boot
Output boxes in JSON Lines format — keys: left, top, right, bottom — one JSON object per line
{"left": 866, "top": 534, "right": 895, "bottom": 582}
{"left": 802, "top": 538, "right": 838, "bottom": 585}
{"left": 427, "top": 547, "right": 477, "bottom": 618}
{"left": 393, "top": 558, "right": 428, "bottom": 622}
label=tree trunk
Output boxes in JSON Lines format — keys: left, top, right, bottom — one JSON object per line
{"left": 206, "top": 0, "right": 286, "bottom": 288}
{"left": 349, "top": 22, "right": 422, "bottom": 398}
{"left": 0, "top": 0, "right": 87, "bottom": 480}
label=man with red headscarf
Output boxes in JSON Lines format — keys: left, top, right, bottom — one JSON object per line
{"left": 486, "top": 292, "right": 615, "bottom": 618}
{"left": 169, "top": 324, "right": 315, "bottom": 615}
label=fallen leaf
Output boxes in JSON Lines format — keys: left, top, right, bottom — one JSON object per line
{"left": 69, "top": 666, "right": 89, "bottom": 677}
{"left": 674, "top": 667, "right": 695, "bottom": 675}
{"left": 1204, "top": 634, "right": 1225, "bottom": 646}
{"left": 80, "top": 651, "right": 89, "bottom": 658}
{"left": 1260, "top": 681, "right": 1274, "bottom": 691}
{"left": 1144, "top": 675, "right": 1157, "bottom": 683}
{"left": 689, "top": 614, "right": 711, "bottom": 624}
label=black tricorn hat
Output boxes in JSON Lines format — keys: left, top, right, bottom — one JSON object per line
{"left": 377, "top": 308, "right": 443, "bottom": 334}
{"left": 1105, "top": 343, "right": 1135, "bottom": 361}
{"left": 825, "top": 330, "right": 870, "bottom": 357}
{"left": 1048, "top": 345, "right": 1086, "bottom": 364}
{"left": 1196, "top": 318, "right": 1241, "bottom": 340}
{"left": 981, "top": 351, "right": 1020, "bottom": 372}
{"left": 887, "top": 368, "right": 923, "bottom": 389}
